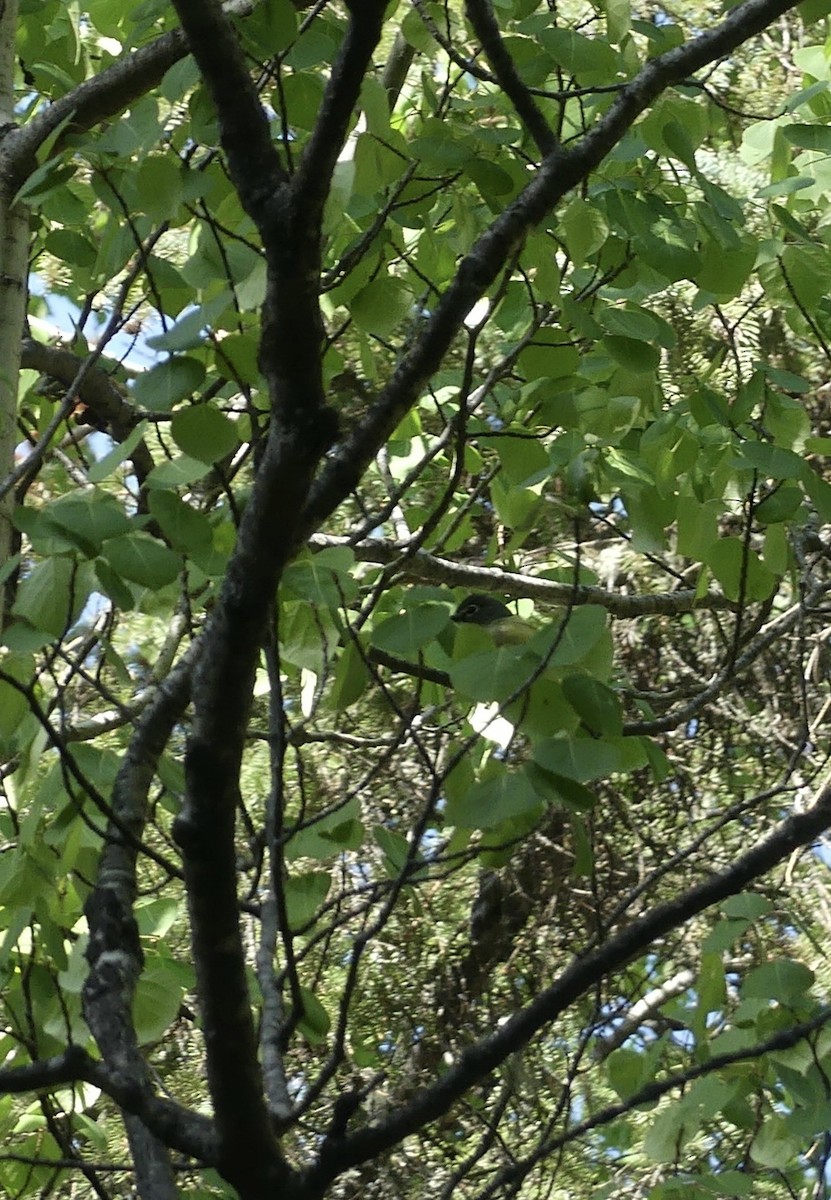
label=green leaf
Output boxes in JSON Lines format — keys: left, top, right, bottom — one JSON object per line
{"left": 284, "top": 797, "right": 364, "bottom": 861}
{"left": 532, "top": 736, "right": 620, "bottom": 782}
{"left": 94, "top": 559, "right": 136, "bottom": 611}
{"left": 171, "top": 405, "right": 239, "bottom": 463}
{"left": 401, "top": 4, "right": 435, "bottom": 50}
{"left": 802, "top": 469, "right": 831, "bottom": 521}
{"left": 676, "top": 496, "right": 721, "bottom": 558}
{"left": 38, "top": 492, "right": 132, "bottom": 554}
{"left": 87, "top": 422, "right": 149, "bottom": 483}
{"left": 372, "top": 604, "right": 450, "bottom": 656}
{"left": 597, "top": 304, "right": 675, "bottom": 348}
{"left": 506, "top": 677, "right": 578, "bottom": 737}
{"left": 755, "top": 486, "right": 803, "bottom": 525}
{"left": 530, "top": 606, "right": 610, "bottom": 670}
{"left": 11, "top": 558, "right": 88, "bottom": 637}
{"left": 147, "top": 492, "right": 214, "bottom": 555}
{"left": 560, "top": 198, "right": 609, "bottom": 266}
{"left": 44, "top": 228, "right": 97, "bottom": 268}
{"left": 799, "top": 0, "right": 831, "bottom": 20}
{"left": 466, "top": 158, "right": 515, "bottom": 204}
{"left": 282, "top": 547, "right": 358, "bottom": 608}
{"left": 750, "top": 1116, "right": 802, "bottom": 1169}
{"left": 135, "top": 156, "right": 183, "bottom": 222}
{"left": 144, "top": 455, "right": 211, "bottom": 489}
{"left": 702, "top": 1172, "right": 753, "bottom": 1196}
{"left": 451, "top": 645, "right": 537, "bottom": 702}
{"left": 693, "top": 952, "right": 726, "bottom": 1033}
{"left": 662, "top": 119, "right": 697, "bottom": 169}
{"left": 562, "top": 675, "right": 623, "bottom": 736}
{"left": 101, "top": 534, "right": 182, "bottom": 588}
{"left": 518, "top": 332, "right": 580, "bottom": 382}
{"left": 539, "top": 26, "right": 621, "bottom": 75}
{"left": 374, "top": 826, "right": 415, "bottom": 878}
{"left": 146, "top": 299, "right": 226, "bottom": 352}
{"left": 742, "top": 959, "right": 814, "bottom": 1007}
{"left": 284, "top": 871, "right": 330, "bottom": 932}
{"left": 738, "top": 441, "right": 804, "bottom": 479}
{"left": 526, "top": 765, "right": 598, "bottom": 812}
{"left": 238, "top": 0, "right": 297, "bottom": 55}
{"left": 133, "top": 955, "right": 191, "bottom": 1044}
{"left": 608, "top": 1038, "right": 665, "bottom": 1100}
{"left": 603, "top": 0, "right": 631, "bottom": 42}
{"left": 329, "top": 640, "right": 370, "bottom": 710}
{"left": 722, "top": 894, "right": 772, "bottom": 920}
{"left": 131, "top": 357, "right": 206, "bottom": 413}
{"left": 351, "top": 277, "right": 412, "bottom": 338}
{"left": 779, "top": 244, "right": 828, "bottom": 309}
{"left": 782, "top": 122, "right": 831, "bottom": 150}
{"left": 0, "top": 657, "right": 33, "bottom": 753}
{"left": 639, "top": 233, "right": 699, "bottom": 282}
{"left": 297, "top": 986, "right": 330, "bottom": 1044}
{"left": 494, "top": 434, "right": 549, "bottom": 484}
{"left": 135, "top": 897, "right": 184, "bottom": 938}
{"left": 601, "top": 335, "right": 661, "bottom": 374}
{"left": 645, "top": 1099, "right": 701, "bottom": 1163}
{"left": 444, "top": 767, "right": 543, "bottom": 830}
{"left": 703, "top": 917, "right": 754, "bottom": 955}
{"left": 705, "top": 538, "right": 777, "bottom": 602}
{"left": 695, "top": 242, "right": 757, "bottom": 298}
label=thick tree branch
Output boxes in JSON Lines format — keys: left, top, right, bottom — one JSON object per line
{"left": 20, "top": 339, "right": 154, "bottom": 486}
{"left": 593, "top": 968, "right": 695, "bottom": 1059}
{"left": 0, "top": 1046, "right": 217, "bottom": 1163}
{"left": 83, "top": 646, "right": 200, "bottom": 1198}
{"left": 487, "top": 1006, "right": 831, "bottom": 1197}
{"left": 174, "top": 419, "right": 328, "bottom": 1193}
{"left": 0, "top": 31, "right": 185, "bottom": 192}
{"left": 0, "top": 2, "right": 257, "bottom": 190}
{"left": 167, "top": 4, "right": 342, "bottom": 1190}
{"left": 300, "top": 0, "right": 802, "bottom": 536}
{"left": 305, "top": 780, "right": 831, "bottom": 1187}
{"left": 464, "top": 0, "right": 558, "bottom": 157}
{"left": 309, "top": 533, "right": 737, "bottom": 616}
{"left": 171, "top": 0, "right": 287, "bottom": 224}
{"left": 290, "top": 0, "right": 387, "bottom": 229}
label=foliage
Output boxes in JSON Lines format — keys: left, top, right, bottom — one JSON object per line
{"left": 2, "top": 0, "right": 831, "bottom": 1198}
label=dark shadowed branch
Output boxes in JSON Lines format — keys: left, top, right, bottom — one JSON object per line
{"left": 300, "top": 0, "right": 802, "bottom": 536}
{"left": 464, "top": 0, "right": 559, "bottom": 156}
{"left": 304, "top": 782, "right": 831, "bottom": 1188}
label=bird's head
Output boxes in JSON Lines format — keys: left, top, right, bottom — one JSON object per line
{"left": 452, "top": 593, "right": 512, "bottom": 627}
{"left": 451, "top": 594, "right": 533, "bottom": 645}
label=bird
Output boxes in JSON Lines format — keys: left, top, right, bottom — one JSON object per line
{"left": 451, "top": 593, "right": 536, "bottom": 646}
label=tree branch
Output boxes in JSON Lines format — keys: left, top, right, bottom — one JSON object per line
{"left": 20, "top": 339, "right": 154, "bottom": 486}
{"left": 593, "top": 968, "right": 695, "bottom": 1059}
{"left": 464, "top": 0, "right": 558, "bottom": 157}
{"left": 300, "top": 0, "right": 802, "bottom": 536}
{"left": 290, "top": 0, "right": 387, "bottom": 229}
{"left": 309, "top": 533, "right": 737, "bottom": 616}
{"left": 305, "top": 779, "right": 831, "bottom": 1187}
{"left": 0, "top": 1046, "right": 217, "bottom": 1164}
{"left": 172, "top": 431, "right": 317, "bottom": 1190}
{"left": 485, "top": 1006, "right": 831, "bottom": 1198}
{"left": 0, "top": 2, "right": 258, "bottom": 191}
{"left": 170, "top": 0, "right": 287, "bottom": 225}
{"left": 166, "top": 3, "right": 348, "bottom": 1188}
{"left": 1, "top": 31, "right": 186, "bottom": 191}
{"left": 83, "top": 645, "right": 200, "bottom": 1198}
